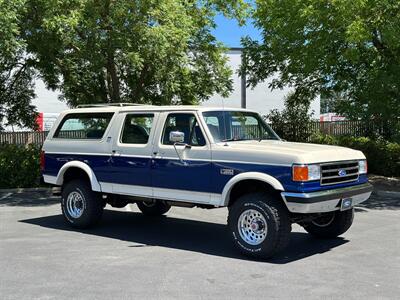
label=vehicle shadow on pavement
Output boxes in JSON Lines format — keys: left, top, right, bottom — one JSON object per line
{"left": 20, "top": 209, "right": 348, "bottom": 264}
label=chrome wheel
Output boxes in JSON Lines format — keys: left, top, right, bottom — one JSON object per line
{"left": 311, "top": 212, "right": 335, "bottom": 227}
{"left": 66, "top": 191, "right": 85, "bottom": 219}
{"left": 238, "top": 209, "right": 268, "bottom": 246}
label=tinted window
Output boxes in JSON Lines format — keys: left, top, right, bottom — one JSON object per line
{"left": 54, "top": 113, "right": 113, "bottom": 139}
{"left": 121, "top": 114, "right": 154, "bottom": 144}
{"left": 162, "top": 113, "right": 206, "bottom": 146}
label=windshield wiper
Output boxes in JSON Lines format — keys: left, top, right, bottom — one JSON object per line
{"left": 221, "top": 138, "right": 247, "bottom": 142}
{"left": 258, "top": 137, "right": 277, "bottom": 142}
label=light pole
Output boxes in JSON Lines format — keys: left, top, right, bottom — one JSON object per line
{"left": 230, "top": 47, "right": 246, "bottom": 109}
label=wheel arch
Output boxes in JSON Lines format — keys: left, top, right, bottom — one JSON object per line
{"left": 56, "top": 161, "right": 102, "bottom": 192}
{"left": 221, "top": 172, "right": 285, "bottom": 207}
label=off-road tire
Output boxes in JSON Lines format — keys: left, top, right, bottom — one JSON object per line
{"left": 61, "top": 179, "right": 103, "bottom": 228}
{"left": 303, "top": 209, "right": 354, "bottom": 238}
{"left": 137, "top": 200, "right": 171, "bottom": 216}
{"left": 228, "top": 193, "right": 291, "bottom": 259}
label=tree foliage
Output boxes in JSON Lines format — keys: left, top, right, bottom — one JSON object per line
{"left": 266, "top": 92, "right": 314, "bottom": 142}
{"left": 0, "top": 0, "right": 38, "bottom": 130}
{"left": 23, "top": 0, "right": 249, "bottom": 107}
{"left": 242, "top": 0, "right": 400, "bottom": 121}
{"left": 0, "top": 0, "right": 248, "bottom": 130}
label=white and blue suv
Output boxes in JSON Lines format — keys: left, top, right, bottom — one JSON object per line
{"left": 42, "top": 104, "right": 373, "bottom": 258}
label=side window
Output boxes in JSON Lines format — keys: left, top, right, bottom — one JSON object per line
{"left": 204, "top": 116, "right": 222, "bottom": 142}
{"left": 54, "top": 113, "right": 114, "bottom": 139}
{"left": 162, "top": 113, "right": 206, "bottom": 146}
{"left": 120, "top": 114, "right": 154, "bottom": 144}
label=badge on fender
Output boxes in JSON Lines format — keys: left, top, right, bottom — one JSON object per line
{"left": 220, "top": 168, "right": 234, "bottom": 175}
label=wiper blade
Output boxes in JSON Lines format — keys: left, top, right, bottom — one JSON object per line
{"left": 221, "top": 138, "right": 247, "bottom": 142}
{"left": 258, "top": 137, "right": 278, "bottom": 141}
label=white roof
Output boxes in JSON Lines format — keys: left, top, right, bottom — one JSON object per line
{"left": 61, "top": 104, "right": 256, "bottom": 114}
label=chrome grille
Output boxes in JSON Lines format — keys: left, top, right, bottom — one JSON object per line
{"left": 320, "top": 161, "right": 359, "bottom": 186}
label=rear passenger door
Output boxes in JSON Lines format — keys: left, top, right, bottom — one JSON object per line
{"left": 151, "top": 112, "right": 212, "bottom": 203}
{"left": 110, "top": 112, "right": 158, "bottom": 197}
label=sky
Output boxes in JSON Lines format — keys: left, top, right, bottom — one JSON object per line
{"left": 33, "top": 15, "right": 264, "bottom": 113}
{"left": 212, "top": 14, "right": 261, "bottom": 47}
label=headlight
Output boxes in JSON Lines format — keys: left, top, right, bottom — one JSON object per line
{"left": 292, "top": 164, "right": 321, "bottom": 182}
{"left": 359, "top": 160, "right": 367, "bottom": 174}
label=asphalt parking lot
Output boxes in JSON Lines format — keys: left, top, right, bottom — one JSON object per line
{"left": 1, "top": 184, "right": 399, "bottom": 299}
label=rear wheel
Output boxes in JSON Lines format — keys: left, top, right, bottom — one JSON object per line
{"left": 302, "top": 209, "right": 354, "bottom": 238}
{"left": 61, "top": 179, "right": 104, "bottom": 228}
{"left": 228, "top": 193, "right": 291, "bottom": 259}
{"left": 137, "top": 200, "right": 171, "bottom": 216}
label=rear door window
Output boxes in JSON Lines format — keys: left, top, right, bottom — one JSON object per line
{"left": 120, "top": 114, "right": 154, "bottom": 144}
{"left": 54, "top": 113, "right": 114, "bottom": 139}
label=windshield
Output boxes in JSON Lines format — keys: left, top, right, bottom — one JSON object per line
{"left": 202, "top": 111, "right": 280, "bottom": 142}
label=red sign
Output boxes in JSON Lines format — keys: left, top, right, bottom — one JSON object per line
{"left": 36, "top": 112, "right": 44, "bottom": 131}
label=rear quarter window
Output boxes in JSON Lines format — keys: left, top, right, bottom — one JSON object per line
{"left": 53, "top": 113, "right": 114, "bottom": 139}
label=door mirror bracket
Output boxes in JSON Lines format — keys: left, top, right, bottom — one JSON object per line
{"left": 173, "top": 142, "right": 191, "bottom": 165}
{"left": 169, "top": 131, "right": 191, "bottom": 165}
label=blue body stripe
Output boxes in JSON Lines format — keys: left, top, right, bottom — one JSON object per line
{"left": 44, "top": 153, "right": 368, "bottom": 194}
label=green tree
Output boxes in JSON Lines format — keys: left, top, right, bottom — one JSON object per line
{"left": 24, "top": 0, "right": 249, "bottom": 107}
{"left": 0, "top": 0, "right": 38, "bottom": 130}
{"left": 266, "top": 92, "right": 314, "bottom": 142}
{"left": 241, "top": 0, "right": 400, "bottom": 122}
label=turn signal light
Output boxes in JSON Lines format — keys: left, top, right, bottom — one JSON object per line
{"left": 292, "top": 164, "right": 321, "bottom": 182}
{"left": 293, "top": 165, "right": 309, "bottom": 181}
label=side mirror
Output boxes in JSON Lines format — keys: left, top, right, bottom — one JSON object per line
{"left": 169, "top": 131, "right": 185, "bottom": 143}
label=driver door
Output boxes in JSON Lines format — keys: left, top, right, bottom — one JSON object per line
{"left": 151, "top": 112, "right": 212, "bottom": 203}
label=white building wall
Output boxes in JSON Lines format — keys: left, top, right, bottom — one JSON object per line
{"left": 32, "top": 80, "right": 68, "bottom": 113}
{"left": 205, "top": 50, "right": 320, "bottom": 118}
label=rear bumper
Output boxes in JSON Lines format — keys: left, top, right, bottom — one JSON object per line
{"left": 281, "top": 182, "right": 373, "bottom": 213}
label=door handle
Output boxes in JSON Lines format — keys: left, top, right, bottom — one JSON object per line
{"left": 111, "top": 150, "right": 121, "bottom": 157}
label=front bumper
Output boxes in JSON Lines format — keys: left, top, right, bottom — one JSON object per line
{"left": 281, "top": 182, "right": 373, "bottom": 213}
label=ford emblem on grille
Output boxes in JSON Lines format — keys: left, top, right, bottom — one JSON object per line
{"left": 338, "top": 169, "right": 347, "bottom": 177}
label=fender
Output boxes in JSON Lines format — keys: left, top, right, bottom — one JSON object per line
{"left": 221, "top": 172, "right": 284, "bottom": 206}
{"left": 55, "top": 161, "right": 102, "bottom": 192}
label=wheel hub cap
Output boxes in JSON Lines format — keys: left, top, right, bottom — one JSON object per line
{"left": 238, "top": 209, "right": 268, "bottom": 246}
{"left": 66, "top": 191, "right": 85, "bottom": 218}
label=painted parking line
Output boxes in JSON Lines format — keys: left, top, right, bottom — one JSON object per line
{"left": 0, "top": 193, "right": 12, "bottom": 201}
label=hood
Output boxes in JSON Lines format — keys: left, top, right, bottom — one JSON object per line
{"left": 215, "top": 140, "right": 365, "bottom": 165}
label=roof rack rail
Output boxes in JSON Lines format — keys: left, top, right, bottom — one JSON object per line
{"left": 76, "top": 103, "right": 150, "bottom": 108}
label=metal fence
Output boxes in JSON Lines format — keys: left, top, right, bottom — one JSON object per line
{"left": 0, "top": 120, "right": 398, "bottom": 146}
{"left": 308, "top": 120, "right": 399, "bottom": 138}
{"left": 269, "top": 120, "right": 399, "bottom": 142}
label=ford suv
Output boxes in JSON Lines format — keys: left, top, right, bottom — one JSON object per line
{"left": 41, "top": 104, "right": 373, "bottom": 259}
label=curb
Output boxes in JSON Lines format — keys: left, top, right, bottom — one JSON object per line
{"left": 0, "top": 187, "right": 52, "bottom": 193}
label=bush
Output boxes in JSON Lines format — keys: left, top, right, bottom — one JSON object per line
{"left": 310, "top": 134, "right": 400, "bottom": 177}
{"left": 0, "top": 144, "right": 41, "bottom": 188}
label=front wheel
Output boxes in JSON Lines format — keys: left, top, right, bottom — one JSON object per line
{"left": 228, "top": 193, "right": 291, "bottom": 259}
{"left": 137, "top": 200, "right": 171, "bottom": 216}
{"left": 302, "top": 209, "right": 354, "bottom": 238}
{"left": 61, "top": 179, "right": 104, "bottom": 228}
